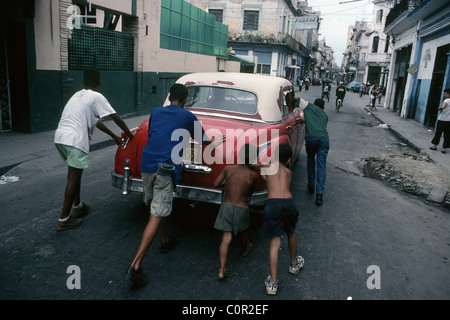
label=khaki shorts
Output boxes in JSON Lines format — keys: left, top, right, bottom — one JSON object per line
{"left": 55, "top": 144, "right": 89, "bottom": 169}
{"left": 214, "top": 202, "right": 250, "bottom": 236}
{"left": 142, "top": 172, "right": 174, "bottom": 218}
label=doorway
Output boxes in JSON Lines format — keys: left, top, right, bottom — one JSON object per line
{"left": 392, "top": 45, "right": 412, "bottom": 115}
{"left": 424, "top": 44, "right": 450, "bottom": 129}
{"left": 0, "top": 28, "right": 12, "bottom": 132}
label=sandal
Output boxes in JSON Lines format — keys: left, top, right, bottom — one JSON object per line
{"left": 159, "top": 236, "right": 177, "bottom": 254}
{"left": 240, "top": 241, "right": 252, "bottom": 257}
{"left": 218, "top": 269, "right": 228, "bottom": 280}
{"left": 429, "top": 147, "right": 437, "bottom": 151}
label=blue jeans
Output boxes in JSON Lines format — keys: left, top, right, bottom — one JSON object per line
{"left": 305, "top": 138, "right": 330, "bottom": 195}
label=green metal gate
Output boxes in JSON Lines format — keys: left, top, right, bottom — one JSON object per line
{"left": 69, "top": 25, "right": 134, "bottom": 71}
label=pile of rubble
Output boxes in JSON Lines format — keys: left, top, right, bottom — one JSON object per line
{"left": 364, "top": 152, "right": 433, "bottom": 196}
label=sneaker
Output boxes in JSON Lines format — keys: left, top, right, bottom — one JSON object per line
{"left": 126, "top": 266, "right": 149, "bottom": 287}
{"left": 289, "top": 256, "right": 305, "bottom": 274}
{"left": 71, "top": 202, "right": 90, "bottom": 218}
{"left": 265, "top": 275, "right": 278, "bottom": 295}
{"left": 56, "top": 216, "right": 82, "bottom": 231}
{"left": 159, "top": 236, "right": 177, "bottom": 254}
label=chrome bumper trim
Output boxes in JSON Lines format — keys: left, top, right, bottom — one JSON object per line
{"left": 111, "top": 171, "right": 267, "bottom": 207}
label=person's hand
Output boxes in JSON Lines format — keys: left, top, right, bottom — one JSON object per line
{"left": 210, "top": 134, "right": 226, "bottom": 147}
{"left": 114, "top": 135, "right": 122, "bottom": 146}
{"left": 128, "top": 128, "right": 137, "bottom": 139}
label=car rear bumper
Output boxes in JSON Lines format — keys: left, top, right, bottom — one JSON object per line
{"left": 111, "top": 171, "right": 267, "bottom": 207}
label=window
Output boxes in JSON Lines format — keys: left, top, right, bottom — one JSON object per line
{"left": 361, "top": 53, "right": 366, "bottom": 62}
{"left": 257, "top": 64, "right": 271, "bottom": 75}
{"left": 282, "top": 90, "right": 294, "bottom": 116}
{"left": 376, "top": 10, "right": 383, "bottom": 24}
{"left": 209, "top": 9, "right": 223, "bottom": 23}
{"left": 372, "top": 36, "right": 379, "bottom": 53}
{"left": 384, "top": 36, "right": 390, "bottom": 53}
{"left": 244, "top": 10, "right": 259, "bottom": 31}
{"left": 185, "top": 86, "right": 257, "bottom": 115}
{"left": 77, "top": 4, "right": 97, "bottom": 25}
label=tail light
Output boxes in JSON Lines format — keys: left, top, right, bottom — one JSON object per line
{"left": 122, "top": 158, "right": 131, "bottom": 195}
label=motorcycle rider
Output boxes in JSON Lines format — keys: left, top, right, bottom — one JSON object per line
{"left": 335, "top": 81, "right": 346, "bottom": 111}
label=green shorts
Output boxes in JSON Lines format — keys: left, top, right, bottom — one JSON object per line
{"left": 142, "top": 172, "right": 174, "bottom": 218}
{"left": 214, "top": 202, "right": 250, "bottom": 236}
{"left": 55, "top": 144, "right": 89, "bottom": 169}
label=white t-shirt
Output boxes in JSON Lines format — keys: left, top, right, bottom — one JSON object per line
{"left": 438, "top": 98, "right": 450, "bottom": 122}
{"left": 54, "top": 89, "right": 116, "bottom": 154}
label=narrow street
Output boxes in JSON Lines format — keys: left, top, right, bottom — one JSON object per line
{"left": 1, "top": 85, "right": 449, "bottom": 304}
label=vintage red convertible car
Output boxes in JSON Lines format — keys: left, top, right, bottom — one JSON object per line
{"left": 111, "top": 72, "right": 305, "bottom": 207}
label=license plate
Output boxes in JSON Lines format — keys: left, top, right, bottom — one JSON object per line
{"left": 182, "top": 142, "right": 201, "bottom": 164}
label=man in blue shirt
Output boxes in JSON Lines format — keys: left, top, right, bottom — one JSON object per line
{"left": 126, "top": 83, "right": 223, "bottom": 287}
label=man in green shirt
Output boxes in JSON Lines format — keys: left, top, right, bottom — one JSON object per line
{"left": 296, "top": 97, "right": 330, "bottom": 205}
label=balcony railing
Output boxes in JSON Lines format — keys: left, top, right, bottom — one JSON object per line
{"left": 229, "top": 32, "right": 306, "bottom": 52}
{"left": 366, "top": 52, "right": 392, "bottom": 64}
{"left": 385, "top": 0, "right": 425, "bottom": 29}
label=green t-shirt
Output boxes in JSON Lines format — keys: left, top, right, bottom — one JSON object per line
{"left": 296, "top": 98, "right": 329, "bottom": 140}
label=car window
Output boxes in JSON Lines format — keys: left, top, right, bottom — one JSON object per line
{"left": 281, "top": 89, "right": 294, "bottom": 117}
{"left": 185, "top": 86, "right": 257, "bottom": 115}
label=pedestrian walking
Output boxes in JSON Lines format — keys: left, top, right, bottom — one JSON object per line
{"left": 296, "top": 97, "right": 330, "bottom": 205}
{"left": 125, "top": 83, "right": 224, "bottom": 287}
{"left": 377, "top": 86, "right": 383, "bottom": 104}
{"left": 54, "top": 69, "right": 135, "bottom": 231}
{"left": 321, "top": 83, "right": 330, "bottom": 102}
{"left": 430, "top": 88, "right": 450, "bottom": 154}
{"left": 369, "top": 85, "right": 379, "bottom": 111}
{"left": 213, "top": 143, "right": 258, "bottom": 280}
{"left": 261, "top": 143, "right": 304, "bottom": 296}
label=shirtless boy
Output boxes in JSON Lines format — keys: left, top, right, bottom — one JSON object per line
{"left": 213, "top": 144, "right": 258, "bottom": 280}
{"left": 261, "top": 143, "right": 304, "bottom": 295}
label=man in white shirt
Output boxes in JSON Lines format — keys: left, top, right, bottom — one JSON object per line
{"left": 54, "top": 70, "right": 135, "bottom": 231}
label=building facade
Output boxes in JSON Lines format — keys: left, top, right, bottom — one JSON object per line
{"left": 0, "top": 0, "right": 233, "bottom": 133}
{"left": 383, "top": 0, "right": 450, "bottom": 128}
{"left": 365, "top": 0, "right": 393, "bottom": 88}
{"left": 186, "top": 0, "right": 328, "bottom": 81}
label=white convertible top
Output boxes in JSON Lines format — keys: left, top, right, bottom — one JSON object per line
{"left": 169, "top": 72, "right": 294, "bottom": 122}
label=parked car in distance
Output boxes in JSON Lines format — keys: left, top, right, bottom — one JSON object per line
{"left": 346, "top": 81, "right": 363, "bottom": 92}
{"left": 312, "top": 79, "right": 322, "bottom": 86}
{"left": 111, "top": 72, "right": 306, "bottom": 207}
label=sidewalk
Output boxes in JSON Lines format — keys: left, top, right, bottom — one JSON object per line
{"left": 0, "top": 114, "right": 149, "bottom": 176}
{"left": 364, "top": 104, "right": 449, "bottom": 206}
{"left": 366, "top": 105, "right": 450, "bottom": 172}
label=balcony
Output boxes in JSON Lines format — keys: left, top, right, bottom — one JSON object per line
{"left": 366, "top": 52, "right": 392, "bottom": 65}
{"left": 229, "top": 32, "right": 305, "bottom": 52}
{"left": 385, "top": 0, "right": 425, "bottom": 30}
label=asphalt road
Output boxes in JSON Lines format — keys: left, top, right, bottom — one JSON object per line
{"left": 1, "top": 86, "right": 449, "bottom": 308}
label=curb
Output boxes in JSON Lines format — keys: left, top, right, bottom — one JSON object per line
{"left": 365, "top": 107, "right": 422, "bottom": 154}
{"left": 365, "top": 107, "right": 449, "bottom": 207}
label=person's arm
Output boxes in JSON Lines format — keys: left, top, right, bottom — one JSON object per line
{"left": 109, "top": 113, "right": 135, "bottom": 139}
{"left": 439, "top": 101, "right": 448, "bottom": 111}
{"left": 96, "top": 119, "right": 122, "bottom": 145}
{"left": 213, "top": 167, "right": 227, "bottom": 188}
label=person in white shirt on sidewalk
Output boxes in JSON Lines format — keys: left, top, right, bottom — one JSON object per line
{"left": 54, "top": 69, "right": 135, "bottom": 231}
{"left": 430, "top": 88, "right": 450, "bottom": 155}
